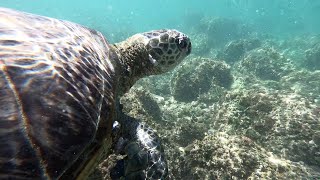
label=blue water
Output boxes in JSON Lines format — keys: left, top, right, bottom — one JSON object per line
{"left": 2, "top": 0, "right": 320, "bottom": 41}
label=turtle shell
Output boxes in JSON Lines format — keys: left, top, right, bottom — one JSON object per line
{"left": 0, "top": 8, "right": 118, "bottom": 179}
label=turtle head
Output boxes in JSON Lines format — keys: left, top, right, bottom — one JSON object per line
{"left": 114, "top": 29, "right": 191, "bottom": 95}
{"left": 141, "top": 29, "right": 191, "bottom": 74}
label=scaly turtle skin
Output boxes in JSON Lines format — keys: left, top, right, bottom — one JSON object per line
{"left": 0, "top": 8, "right": 191, "bottom": 179}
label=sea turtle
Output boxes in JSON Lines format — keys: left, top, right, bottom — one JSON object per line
{"left": 0, "top": 8, "right": 191, "bottom": 179}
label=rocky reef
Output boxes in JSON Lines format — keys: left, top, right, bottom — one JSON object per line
{"left": 217, "top": 38, "right": 261, "bottom": 63}
{"left": 170, "top": 57, "right": 233, "bottom": 102}
{"left": 184, "top": 16, "right": 252, "bottom": 57}
{"left": 305, "top": 43, "right": 320, "bottom": 70}
{"left": 91, "top": 14, "right": 320, "bottom": 180}
{"left": 101, "top": 66, "right": 319, "bottom": 179}
{"left": 92, "top": 51, "right": 319, "bottom": 179}
{"left": 236, "top": 47, "right": 295, "bottom": 81}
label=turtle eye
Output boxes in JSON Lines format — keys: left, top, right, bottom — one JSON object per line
{"left": 178, "top": 40, "right": 187, "bottom": 49}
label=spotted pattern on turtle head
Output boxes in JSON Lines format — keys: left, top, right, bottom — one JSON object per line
{"left": 143, "top": 29, "right": 192, "bottom": 73}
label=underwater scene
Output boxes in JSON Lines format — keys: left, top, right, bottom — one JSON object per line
{"left": 1, "top": 0, "right": 320, "bottom": 179}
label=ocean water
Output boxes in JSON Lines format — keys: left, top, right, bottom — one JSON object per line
{"left": 1, "top": 0, "right": 320, "bottom": 179}
{"left": 2, "top": 0, "right": 320, "bottom": 39}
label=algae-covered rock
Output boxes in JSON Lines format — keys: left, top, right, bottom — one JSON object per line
{"left": 170, "top": 115, "right": 207, "bottom": 147}
{"left": 213, "top": 84, "right": 320, "bottom": 167}
{"left": 120, "top": 87, "right": 164, "bottom": 124}
{"left": 162, "top": 100, "right": 212, "bottom": 147}
{"left": 199, "top": 17, "right": 251, "bottom": 48}
{"left": 281, "top": 70, "right": 320, "bottom": 101}
{"left": 168, "top": 132, "right": 319, "bottom": 179}
{"left": 237, "top": 48, "right": 294, "bottom": 81}
{"left": 305, "top": 43, "right": 320, "bottom": 70}
{"left": 171, "top": 57, "right": 233, "bottom": 102}
{"left": 189, "top": 33, "right": 211, "bottom": 56}
{"left": 183, "top": 15, "right": 252, "bottom": 57}
{"left": 173, "top": 133, "right": 260, "bottom": 179}
{"left": 135, "top": 73, "right": 172, "bottom": 96}
{"left": 213, "top": 88, "right": 279, "bottom": 140}
{"left": 218, "top": 38, "right": 261, "bottom": 63}
{"left": 267, "top": 93, "right": 320, "bottom": 166}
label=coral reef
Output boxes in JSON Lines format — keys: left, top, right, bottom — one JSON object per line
{"left": 90, "top": 14, "right": 320, "bottom": 180}
{"left": 170, "top": 133, "right": 262, "bottom": 179}
{"left": 217, "top": 38, "right": 261, "bottom": 63}
{"left": 170, "top": 57, "right": 233, "bottom": 102}
{"left": 169, "top": 133, "right": 318, "bottom": 179}
{"left": 281, "top": 70, "right": 320, "bottom": 102}
{"left": 258, "top": 35, "right": 320, "bottom": 68}
{"left": 198, "top": 17, "right": 251, "bottom": 48}
{"left": 183, "top": 15, "right": 252, "bottom": 57}
{"left": 120, "top": 87, "right": 164, "bottom": 124}
{"left": 305, "top": 43, "right": 320, "bottom": 70}
{"left": 92, "top": 68, "right": 320, "bottom": 179}
{"left": 188, "top": 33, "right": 210, "bottom": 56}
{"left": 213, "top": 84, "right": 320, "bottom": 166}
{"left": 236, "top": 47, "right": 295, "bottom": 81}
{"left": 135, "top": 73, "right": 172, "bottom": 96}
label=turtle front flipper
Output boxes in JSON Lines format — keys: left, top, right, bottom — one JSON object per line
{"left": 111, "top": 109, "right": 167, "bottom": 180}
